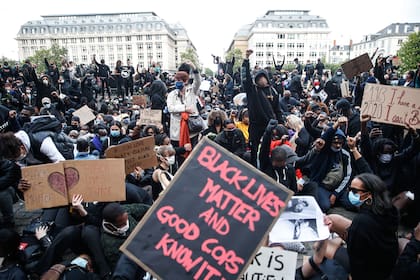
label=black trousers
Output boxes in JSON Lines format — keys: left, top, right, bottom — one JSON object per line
{"left": 249, "top": 124, "right": 266, "bottom": 168}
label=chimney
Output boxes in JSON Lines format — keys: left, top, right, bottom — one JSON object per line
{"left": 349, "top": 39, "right": 353, "bottom": 47}
{"left": 333, "top": 40, "right": 336, "bottom": 47}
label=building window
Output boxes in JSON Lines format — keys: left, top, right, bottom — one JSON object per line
{"left": 80, "top": 27, "right": 86, "bottom": 33}
{"left": 256, "top": 52, "right": 264, "bottom": 57}
{"left": 266, "top": 42, "right": 274, "bottom": 48}
{"left": 109, "top": 54, "right": 114, "bottom": 62}
{"left": 157, "top": 53, "right": 162, "bottom": 59}
{"left": 310, "top": 52, "right": 317, "bottom": 57}
{"left": 98, "top": 45, "right": 105, "bottom": 52}
{"left": 137, "top": 43, "right": 143, "bottom": 50}
{"left": 277, "top": 43, "right": 284, "bottom": 48}
{"left": 297, "top": 43, "right": 305, "bottom": 48}
{"left": 256, "top": 61, "right": 263, "bottom": 66}
{"left": 107, "top": 37, "right": 113, "bottom": 42}
{"left": 116, "top": 36, "right": 123, "bottom": 42}
{"left": 146, "top": 43, "right": 152, "bottom": 50}
{"left": 277, "top": 34, "right": 285, "bottom": 39}
{"left": 266, "top": 61, "right": 272, "bottom": 66}
{"left": 156, "top": 34, "right": 161, "bottom": 40}
{"left": 256, "top": 42, "right": 264, "bottom": 48}
{"left": 136, "top": 35, "right": 142, "bottom": 41}
{"left": 126, "top": 45, "right": 132, "bottom": 51}
{"left": 98, "top": 37, "right": 104, "bottom": 43}
{"left": 287, "top": 43, "right": 295, "bottom": 48}
{"left": 81, "top": 47, "right": 87, "bottom": 53}
{"left": 72, "top": 56, "right": 77, "bottom": 62}
{"left": 155, "top": 42, "right": 162, "bottom": 49}
{"left": 117, "top": 45, "right": 123, "bottom": 51}
{"left": 138, "top": 53, "right": 144, "bottom": 60}
{"left": 127, "top": 54, "right": 132, "bottom": 60}
{"left": 70, "top": 38, "right": 77, "bottom": 43}
{"left": 61, "top": 39, "right": 67, "bottom": 44}
{"left": 287, "top": 34, "right": 295, "bottom": 40}
{"left": 108, "top": 45, "right": 114, "bottom": 51}
{"left": 81, "top": 55, "right": 87, "bottom": 61}
{"left": 80, "top": 38, "right": 86, "bottom": 43}
{"left": 297, "top": 52, "right": 304, "bottom": 57}
{"left": 287, "top": 52, "right": 294, "bottom": 57}
{"left": 89, "top": 38, "right": 95, "bottom": 43}
{"left": 125, "top": 36, "right": 131, "bottom": 41}
{"left": 146, "top": 34, "right": 152, "bottom": 40}
{"left": 266, "top": 52, "right": 272, "bottom": 57}
{"left": 397, "top": 39, "right": 403, "bottom": 45}
{"left": 40, "top": 39, "right": 46, "bottom": 44}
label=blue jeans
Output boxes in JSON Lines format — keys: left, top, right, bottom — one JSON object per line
{"left": 112, "top": 254, "right": 145, "bottom": 280}
{"left": 317, "top": 186, "right": 353, "bottom": 213}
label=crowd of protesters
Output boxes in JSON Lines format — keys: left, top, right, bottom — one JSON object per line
{"left": 0, "top": 47, "right": 419, "bottom": 280}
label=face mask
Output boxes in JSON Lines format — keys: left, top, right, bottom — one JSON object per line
{"left": 379, "top": 153, "right": 393, "bottom": 163}
{"left": 214, "top": 117, "right": 222, "bottom": 126}
{"left": 315, "top": 85, "right": 320, "bottom": 89}
{"left": 26, "top": 89, "right": 32, "bottom": 94}
{"left": 42, "top": 80, "right": 49, "bottom": 85}
{"left": 16, "top": 152, "right": 27, "bottom": 161}
{"left": 166, "top": 155, "right": 175, "bottom": 165}
{"left": 43, "top": 103, "right": 51, "bottom": 109}
{"left": 348, "top": 191, "right": 365, "bottom": 207}
{"left": 225, "top": 130, "right": 234, "bottom": 138}
{"left": 110, "top": 130, "right": 120, "bottom": 137}
{"left": 19, "top": 116, "right": 30, "bottom": 124}
{"left": 100, "top": 136, "right": 108, "bottom": 142}
{"left": 330, "top": 146, "right": 341, "bottom": 153}
{"left": 71, "top": 257, "right": 88, "bottom": 269}
{"left": 336, "top": 72, "right": 342, "bottom": 76}
{"left": 116, "top": 220, "right": 130, "bottom": 235}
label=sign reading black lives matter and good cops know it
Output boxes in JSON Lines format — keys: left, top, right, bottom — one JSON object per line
{"left": 120, "top": 138, "right": 293, "bottom": 280}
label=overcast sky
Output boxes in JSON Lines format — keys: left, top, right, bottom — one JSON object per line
{"left": 1, "top": 0, "right": 419, "bottom": 69}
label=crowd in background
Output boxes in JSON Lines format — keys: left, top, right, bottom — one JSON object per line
{"left": 0, "top": 48, "right": 419, "bottom": 280}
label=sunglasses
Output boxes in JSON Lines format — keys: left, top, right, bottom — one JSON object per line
{"left": 348, "top": 187, "right": 369, "bottom": 194}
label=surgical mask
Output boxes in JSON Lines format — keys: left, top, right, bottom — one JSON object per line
{"left": 315, "top": 85, "right": 320, "bottom": 90}
{"left": 330, "top": 146, "right": 341, "bottom": 153}
{"left": 43, "top": 103, "right": 51, "bottom": 109}
{"left": 26, "top": 89, "right": 32, "bottom": 94}
{"left": 166, "top": 155, "right": 175, "bottom": 165}
{"left": 71, "top": 257, "right": 88, "bottom": 269}
{"left": 336, "top": 72, "right": 342, "bottom": 76}
{"left": 379, "top": 153, "right": 392, "bottom": 163}
{"left": 100, "top": 136, "right": 108, "bottom": 142}
{"left": 116, "top": 220, "right": 129, "bottom": 235}
{"left": 16, "top": 152, "right": 27, "bottom": 161}
{"left": 42, "top": 80, "right": 49, "bottom": 85}
{"left": 110, "top": 130, "right": 120, "bottom": 137}
{"left": 348, "top": 191, "right": 365, "bottom": 207}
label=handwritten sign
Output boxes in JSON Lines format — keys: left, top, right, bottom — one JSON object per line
{"left": 120, "top": 138, "right": 293, "bottom": 280}
{"left": 240, "top": 247, "right": 297, "bottom": 280}
{"left": 341, "top": 53, "right": 373, "bottom": 79}
{"left": 139, "top": 109, "right": 162, "bottom": 126}
{"left": 72, "top": 105, "right": 96, "bottom": 125}
{"left": 361, "top": 84, "right": 420, "bottom": 129}
{"left": 132, "top": 95, "right": 148, "bottom": 107}
{"left": 22, "top": 159, "right": 126, "bottom": 210}
{"left": 105, "top": 136, "right": 157, "bottom": 174}
{"left": 340, "top": 81, "right": 350, "bottom": 97}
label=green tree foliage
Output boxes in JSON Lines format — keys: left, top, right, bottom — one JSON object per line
{"left": 398, "top": 32, "right": 420, "bottom": 73}
{"left": 180, "top": 48, "right": 200, "bottom": 70}
{"left": 204, "top": 67, "right": 214, "bottom": 77}
{"left": 225, "top": 48, "right": 243, "bottom": 73}
{"left": 27, "top": 44, "right": 68, "bottom": 74}
{"left": 1, "top": 56, "right": 19, "bottom": 66}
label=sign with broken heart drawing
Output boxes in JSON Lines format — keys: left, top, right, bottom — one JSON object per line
{"left": 22, "top": 159, "right": 126, "bottom": 210}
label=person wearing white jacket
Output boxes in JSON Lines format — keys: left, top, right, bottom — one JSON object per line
{"left": 167, "top": 62, "right": 202, "bottom": 144}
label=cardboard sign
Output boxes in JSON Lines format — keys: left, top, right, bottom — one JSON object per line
{"left": 361, "top": 84, "right": 420, "bottom": 129}
{"left": 105, "top": 136, "right": 157, "bottom": 174}
{"left": 22, "top": 159, "right": 126, "bottom": 210}
{"left": 132, "top": 95, "right": 148, "bottom": 106}
{"left": 341, "top": 53, "right": 373, "bottom": 78}
{"left": 139, "top": 109, "right": 162, "bottom": 126}
{"left": 240, "top": 247, "right": 297, "bottom": 280}
{"left": 340, "top": 81, "right": 350, "bottom": 97}
{"left": 72, "top": 105, "right": 96, "bottom": 125}
{"left": 120, "top": 138, "right": 293, "bottom": 280}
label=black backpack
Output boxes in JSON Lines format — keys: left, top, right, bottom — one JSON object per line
{"left": 25, "top": 117, "right": 75, "bottom": 163}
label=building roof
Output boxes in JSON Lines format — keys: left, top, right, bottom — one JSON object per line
{"left": 354, "top": 22, "right": 420, "bottom": 44}
{"left": 330, "top": 45, "right": 351, "bottom": 51}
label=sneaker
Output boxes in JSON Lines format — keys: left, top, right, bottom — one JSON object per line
{"left": 279, "top": 242, "right": 306, "bottom": 253}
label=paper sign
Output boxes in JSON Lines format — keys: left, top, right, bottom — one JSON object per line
{"left": 120, "top": 138, "right": 293, "bottom": 280}
{"left": 72, "top": 105, "right": 96, "bottom": 125}
{"left": 104, "top": 136, "right": 157, "bottom": 174}
{"left": 340, "top": 81, "right": 350, "bottom": 97}
{"left": 341, "top": 53, "right": 373, "bottom": 78}
{"left": 139, "top": 109, "right": 162, "bottom": 126}
{"left": 22, "top": 159, "right": 126, "bottom": 210}
{"left": 361, "top": 84, "right": 420, "bottom": 129}
{"left": 132, "top": 95, "right": 148, "bottom": 106}
{"left": 22, "top": 163, "right": 69, "bottom": 210}
{"left": 240, "top": 247, "right": 297, "bottom": 280}
{"left": 270, "top": 196, "right": 330, "bottom": 243}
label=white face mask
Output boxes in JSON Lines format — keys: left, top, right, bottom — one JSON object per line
{"left": 166, "top": 155, "right": 176, "bottom": 165}
{"left": 43, "top": 103, "right": 51, "bottom": 109}
{"left": 116, "top": 220, "right": 129, "bottom": 235}
{"left": 379, "top": 153, "right": 393, "bottom": 163}
{"left": 71, "top": 257, "right": 88, "bottom": 269}
{"left": 42, "top": 80, "right": 49, "bottom": 85}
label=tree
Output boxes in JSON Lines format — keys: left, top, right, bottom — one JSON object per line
{"left": 398, "top": 32, "right": 420, "bottom": 73}
{"left": 27, "top": 44, "right": 68, "bottom": 74}
{"left": 204, "top": 67, "right": 214, "bottom": 77}
{"left": 1, "top": 56, "right": 18, "bottom": 66}
{"left": 225, "top": 48, "right": 243, "bottom": 73}
{"left": 180, "top": 48, "right": 200, "bottom": 70}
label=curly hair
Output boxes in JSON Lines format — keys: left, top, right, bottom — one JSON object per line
{"left": 207, "top": 109, "right": 228, "bottom": 127}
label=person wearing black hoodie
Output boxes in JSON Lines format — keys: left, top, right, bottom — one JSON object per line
{"left": 241, "top": 49, "right": 282, "bottom": 167}
{"left": 298, "top": 173, "right": 399, "bottom": 280}
{"left": 150, "top": 80, "right": 167, "bottom": 110}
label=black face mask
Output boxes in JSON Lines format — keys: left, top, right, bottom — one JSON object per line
{"left": 225, "top": 130, "right": 234, "bottom": 139}
{"left": 18, "top": 116, "right": 30, "bottom": 125}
